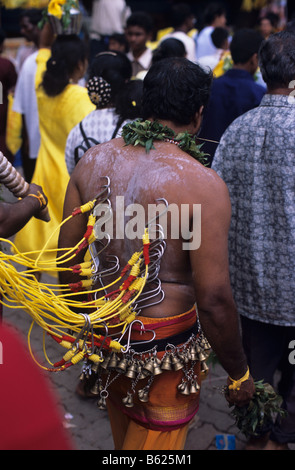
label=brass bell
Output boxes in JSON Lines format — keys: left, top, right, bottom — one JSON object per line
{"left": 190, "top": 345, "right": 198, "bottom": 361}
{"left": 189, "top": 381, "right": 200, "bottom": 394}
{"left": 125, "top": 363, "right": 137, "bottom": 379}
{"left": 171, "top": 354, "right": 183, "bottom": 371}
{"left": 91, "top": 363, "right": 99, "bottom": 374}
{"left": 108, "top": 351, "right": 118, "bottom": 369}
{"left": 161, "top": 354, "right": 172, "bottom": 371}
{"left": 143, "top": 358, "right": 155, "bottom": 375}
{"left": 180, "top": 382, "right": 190, "bottom": 395}
{"left": 201, "top": 361, "right": 209, "bottom": 374}
{"left": 122, "top": 392, "right": 134, "bottom": 408}
{"left": 153, "top": 363, "right": 163, "bottom": 376}
{"left": 116, "top": 357, "right": 128, "bottom": 373}
{"left": 100, "top": 354, "right": 111, "bottom": 370}
{"left": 138, "top": 388, "right": 149, "bottom": 403}
{"left": 79, "top": 371, "right": 85, "bottom": 381}
{"left": 177, "top": 381, "right": 186, "bottom": 392}
{"left": 198, "top": 351, "right": 207, "bottom": 362}
{"left": 137, "top": 367, "right": 149, "bottom": 380}
{"left": 90, "top": 381, "right": 101, "bottom": 396}
{"left": 97, "top": 396, "right": 107, "bottom": 409}
{"left": 179, "top": 352, "right": 190, "bottom": 364}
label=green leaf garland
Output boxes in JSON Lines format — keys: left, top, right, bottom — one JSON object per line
{"left": 121, "top": 119, "right": 209, "bottom": 166}
{"left": 227, "top": 380, "right": 287, "bottom": 438}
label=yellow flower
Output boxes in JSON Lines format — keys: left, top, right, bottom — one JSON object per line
{"left": 48, "top": 0, "right": 66, "bottom": 19}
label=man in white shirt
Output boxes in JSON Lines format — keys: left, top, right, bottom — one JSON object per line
{"left": 126, "top": 12, "right": 154, "bottom": 78}
{"left": 195, "top": 2, "right": 227, "bottom": 59}
{"left": 89, "top": 0, "right": 131, "bottom": 59}
{"left": 159, "top": 3, "right": 196, "bottom": 63}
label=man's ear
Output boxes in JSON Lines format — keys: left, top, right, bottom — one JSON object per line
{"left": 193, "top": 106, "right": 204, "bottom": 130}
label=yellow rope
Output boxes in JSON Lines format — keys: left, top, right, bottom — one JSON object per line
{"left": 0, "top": 201, "right": 152, "bottom": 371}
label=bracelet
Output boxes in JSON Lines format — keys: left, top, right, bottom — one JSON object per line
{"left": 27, "top": 191, "right": 47, "bottom": 210}
{"left": 228, "top": 367, "right": 250, "bottom": 391}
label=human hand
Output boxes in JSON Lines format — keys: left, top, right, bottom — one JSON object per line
{"left": 27, "top": 183, "right": 50, "bottom": 222}
{"left": 225, "top": 373, "right": 256, "bottom": 407}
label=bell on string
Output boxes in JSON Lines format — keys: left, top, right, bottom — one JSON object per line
{"left": 190, "top": 345, "right": 198, "bottom": 361}
{"left": 108, "top": 351, "right": 118, "bottom": 369}
{"left": 189, "top": 381, "right": 200, "bottom": 394}
{"left": 91, "top": 362, "right": 99, "bottom": 374}
{"left": 97, "top": 396, "right": 107, "bottom": 409}
{"left": 201, "top": 361, "right": 209, "bottom": 374}
{"left": 125, "top": 363, "right": 137, "bottom": 379}
{"left": 138, "top": 388, "right": 149, "bottom": 403}
{"left": 137, "top": 366, "right": 149, "bottom": 380}
{"left": 100, "top": 354, "right": 111, "bottom": 370}
{"left": 79, "top": 371, "right": 85, "bottom": 381}
{"left": 177, "top": 381, "right": 186, "bottom": 392}
{"left": 153, "top": 362, "right": 163, "bottom": 376}
{"left": 116, "top": 357, "right": 128, "bottom": 373}
{"left": 90, "top": 380, "right": 101, "bottom": 396}
{"left": 143, "top": 358, "right": 155, "bottom": 375}
{"left": 180, "top": 382, "right": 190, "bottom": 395}
{"left": 171, "top": 354, "right": 183, "bottom": 371}
{"left": 198, "top": 351, "right": 207, "bottom": 362}
{"left": 122, "top": 392, "right": 134, "bottom": 408}
{"left": 161, "top": 354, "right": 172, "bottom": 371}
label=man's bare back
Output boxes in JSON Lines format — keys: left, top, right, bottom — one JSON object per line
{"left": 61, "top": 135, "right": 229, "bottom": 319}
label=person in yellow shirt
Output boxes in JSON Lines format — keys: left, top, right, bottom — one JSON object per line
{"left": 14, "top": 34, "right": 95, "bottom": 275}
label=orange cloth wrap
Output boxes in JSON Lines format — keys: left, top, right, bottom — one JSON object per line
{"left": 105, "top": 306, "right": 202, "bottom": 449}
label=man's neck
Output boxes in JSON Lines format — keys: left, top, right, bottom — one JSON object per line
{"left": 132, "top": 47, "right": 147, "bottom": 60}
{"left": 156, "top": 119, "right": 197, "bottom": 136}
{"left": 267, "top": 87, "right": 293, "bottom": 96}
{"left": 232, "top": 64, "right": 253, "bottom": 74}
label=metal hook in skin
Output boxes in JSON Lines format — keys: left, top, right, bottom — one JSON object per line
{"left": 145, "top": 198, "right": 169, "bottom": 229}
{"left": 117, "top": 319, "right": 156, "bottom": 353}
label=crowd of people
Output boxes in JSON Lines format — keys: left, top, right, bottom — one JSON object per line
{"left": 0, "top": 0, "right": 294, "bottom": 452}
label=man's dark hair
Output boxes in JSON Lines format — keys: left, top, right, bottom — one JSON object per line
{"left": 170, "top": 3, "right": 193, "bottom": 29}
{"left": 211, "top": 27, "right": 229, "bottom": 49}
{"left": 152, "top": 38, "right": 186, "bottom": 64}
{"left": 142, "top": 57, "right": 213, "bottom": 126}
{"left": 258, "top": 30, "right": 295, "bottom": 89}
{"left": 203, "top": 2, "right": 226, "bottom": 25}
{"left": 230, "top": 28, "right": 264, "bottom": 64}
{"left": 126, "top": 11, "right": 154, "bottom": 34}
{"left": 260, "top": 12, "right": 279, "bottom": 28}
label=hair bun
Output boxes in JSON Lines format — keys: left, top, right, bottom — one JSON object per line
{"left": 87, "top": 76, "right": 112, "bottom": 107}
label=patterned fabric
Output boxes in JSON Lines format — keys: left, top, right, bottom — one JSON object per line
{"left": 106, "top": 307, "right": 201, "bottom": 431}
{"left": 65, "top": 108, "right": 124, "bottom": 175}
{"left": 213, "top": 94, "right": 295, "bottom": 327}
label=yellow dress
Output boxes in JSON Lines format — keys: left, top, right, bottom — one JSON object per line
{"left": 14, "top": 49, "right": 95, "bottom": 273}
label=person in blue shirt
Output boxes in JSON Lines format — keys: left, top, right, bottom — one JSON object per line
{"left": 198, "top": 28, "right": 266, "bottom": 165}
